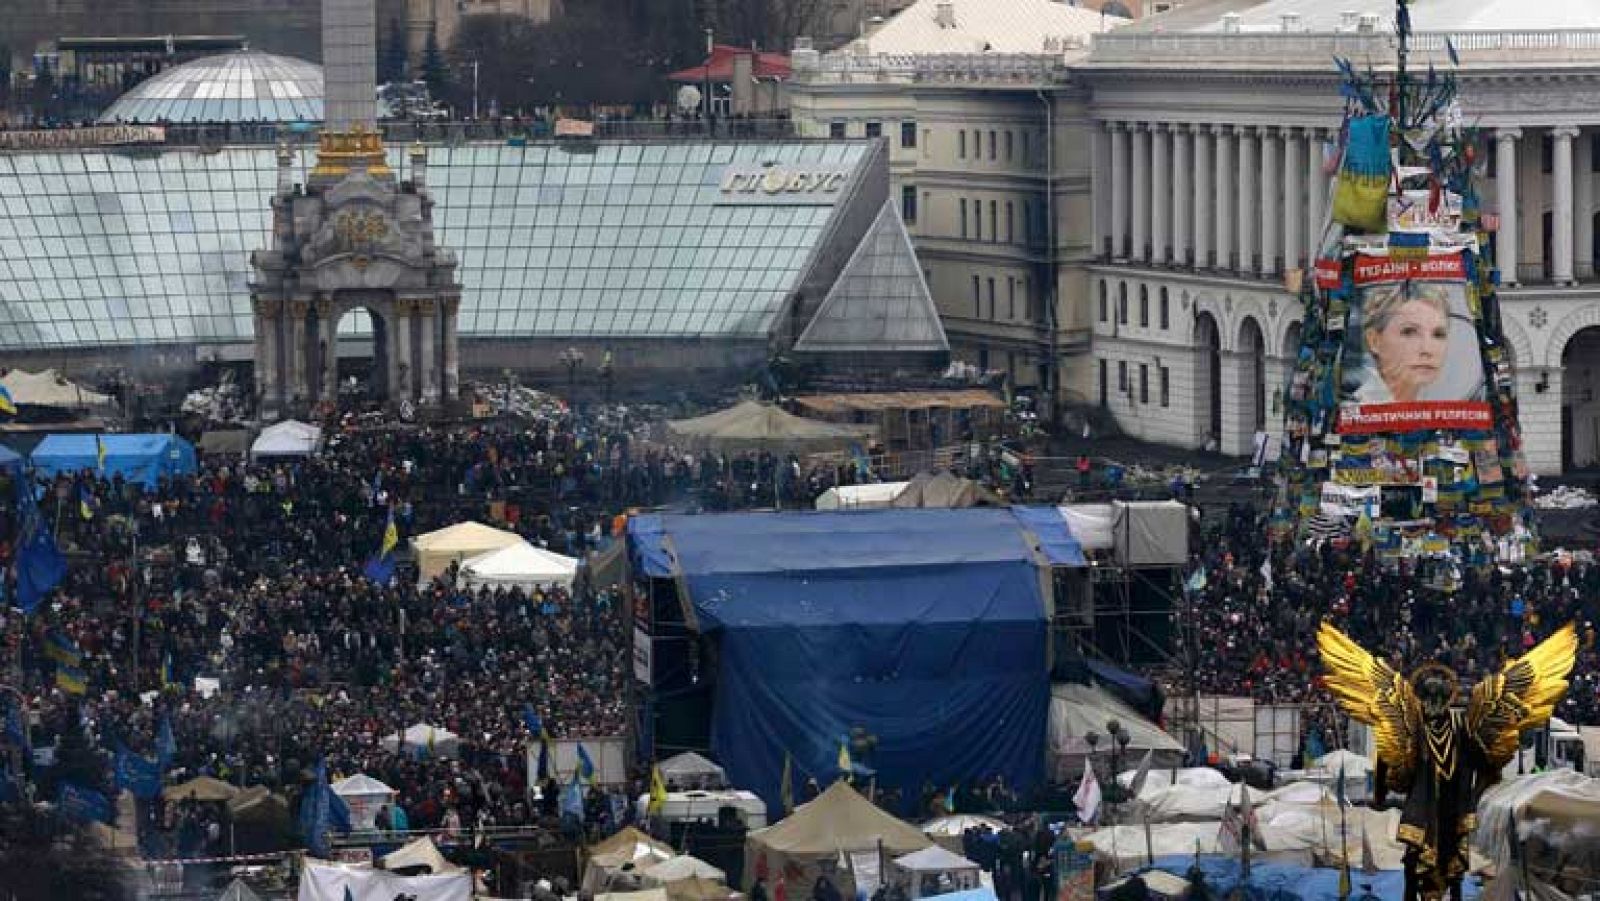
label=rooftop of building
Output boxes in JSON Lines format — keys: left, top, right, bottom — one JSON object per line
{"left": 1123, "top": 0, "right": 1600, "bottom": 33}
{"left": 668, "top": 45, "right": 793, "bottom": 83}
{"left": 96, "top": 50, "right": 323, "bottom": 125}
{"left": 849, "top": 0, "right": 1127, "bottom": 56}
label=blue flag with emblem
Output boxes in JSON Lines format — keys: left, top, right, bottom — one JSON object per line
{"left": 58, "top": 781, "right": 113, "bottom": 824}
{"left": 576, "top": 742, "right": 596, "bottom": 783}
{"left": 362, "top": 510, "right": 400, "bottom": 585}
{"left": 14, "top": 473, "right": 65, "bottom": 616}
{"left": 560, "top": 771, "right": 585, "bottom": 821}
{"left": 113, "top": 746, "right": 162, "bottom": 800}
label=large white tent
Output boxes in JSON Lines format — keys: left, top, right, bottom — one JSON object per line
{"left": 640, "top": 855, "right": 727, "bottom": 887}
{"left": 1050, "top": 683, "right": 1184, "bottom": 780}
{"left": 411, "top": 521, "right": 523, "bottom": 583}
{"left": 251, "top": 419, "right": 322, "bottom": 459}
{"left": 331, "top": 774, "right": 397, "bottom": 831}
{"left": 814, "top": 482, "right": 909, "bottom": 510}
{"left": 461, "top": 541, "right": 578, "bottom": 592}
{"left": 380, "top": 723, "right": 461, "bottom": 759}
{"left": 658, "top": 751, "right": 727, "bottom": 788}
{"left": 891, "top": 846, "right": 982, "bottom": 898}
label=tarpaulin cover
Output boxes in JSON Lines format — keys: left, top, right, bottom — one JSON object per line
{"left": 628, "top": 509, "right": 1049, "bottom": 815}
{"left": 1009, "top": 505, "right": 1086, "bottom": 566}
{"left": 31, "top": 433, "right": 197, "bottom": 489}
{"left": 0, "top": 445, "right": 21, "bottom": 471}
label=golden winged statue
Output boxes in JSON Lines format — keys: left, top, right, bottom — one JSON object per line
{"left": 1316, "top": 621, "right": 1577, "bottom": 901}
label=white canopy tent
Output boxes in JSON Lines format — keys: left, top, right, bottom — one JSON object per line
{"left": 412, "top": 521, "right": 523, "bottom": 583}
{"left": 891, "top": 846, "right": 982, "bottom": 899}
{"left": 380, "top": 723, "right": 461, "bottom": 759}
{"left": 331, "top": 774, "right": 398, "bottom": 831}
{"left": 921, "top": 813, "right": 1006, "bottom": 853}
{"left": 1050, "top": 683, "right": 1184, "bottom": 780}
{"left": 380, "top": 837, "right": 460, "bottom": 874}
{"left": 814, "top": 482, "right": 909, "bottom": 510}
{"left": 640, "top": 856, "right": 727, "bottom": 888}
{"left": 460, "top": 541, "right": 578, "bottom": 592}
{"left": 658, "top": 752, "right": 727, "bottom": 788}
{"left": 251, "top": 419, "right": 322, "bottom": 459}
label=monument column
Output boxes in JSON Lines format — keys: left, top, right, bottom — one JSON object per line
{"left": 1092, "top": 124, "right": 1112, "bottom": 257}
{"left": 1578, "top": 129, "right": 1595, "bottom": 280}
{"left": 442, "top": 296, "right": 460, "bottom": 401}
{"left": 1307, "top": 128, "right": 1327, "bottom": 262}
{"left": 318, "top": 297, "right": 339, "bottom": 403}
{"left": 419, "top": 299, "right": 439, "bottom": 404}
{"left": 288, "top": 299, "right": 309, "bottom": 406}
{"left": 256, "top": 299, "right": 280, "bottom": 410}
{"left": 1553, "top": 125, "right": 1578, "bottom": 286}
{"left": 1213, "top": 125, "right": 1234, "bottom": 271}
{"left": 1496, "top": 128, "right": 1522, "bottom": 287}
{"left": 394, "top": 299, "right": 413, "bottom": 402}
{"left": 1236, "top": 125, "right": 1258, "bottom": 274}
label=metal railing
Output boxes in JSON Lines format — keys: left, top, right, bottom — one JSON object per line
{"left": 795, "top": 52, "right": 1071, "bottom": 86}
{"left": 1089, "top": 29, "right": 1600, "bottom": 67}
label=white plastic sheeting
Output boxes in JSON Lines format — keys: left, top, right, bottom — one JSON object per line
{"left": 297, "top": 860, "right": 470, "bottom": 901}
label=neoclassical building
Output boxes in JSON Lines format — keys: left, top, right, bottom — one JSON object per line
{"left": 1082, "top": 0, "right": 1600, "bottom": 474}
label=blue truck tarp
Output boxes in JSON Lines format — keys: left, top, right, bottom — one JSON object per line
{"left": 628, "top": 508, "right": 1073, "bottom": 814}
{"left": 30, "top": 434, "right": 198, "bottom": 489}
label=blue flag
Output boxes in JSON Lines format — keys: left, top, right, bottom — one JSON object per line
{"left": 523, "top": 704, "right": 553, "bottom": 780}
{"left": 576, "top": 742, "right": 596, "bottom": 783}
{"left": 3, "top": 698, "right": 27, "bottom": 750}
{"left": 14, "top": 474, "right": 65, "bottom": 615}
{"left": 560, "top": 772, "right": 585, "bottom": 821}
{"left": 362, "top": 511, "right": 400, "bottom": 585}
{"left": 156, "top": 715, "right": 177, "bottom": 768}
{"left": 113, "top": 747, "right": 162, "bottom": 800}
{"left": 298, "top": 758, "right": 352, "bottom": 858}
{"left": 58, "top": 781, "right": 113, "bottom": 824}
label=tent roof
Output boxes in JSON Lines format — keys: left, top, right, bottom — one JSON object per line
{"left": 590, "top": 826, "right": 676, "bottom": 860}
{"left": 381, "top": 837, "right": 459, "bottom": 874}
{"left": 920, "top": 814, "right": 1006, "bottom": 836}
{"left": 412, "top": 521, "right": 522, "bottom": 553}
{"left": 893, "top": 845, "right": 979, "bottom": 872}
{"left": 163, "top": 775, "right": 240, "bottom": 802}
{"left": 215, "top": 878, "right": 266, "bottom": 901}
{"left": 659, "top": 751, "right": 727, "bottom": 781}
{"left": 331, "top": 773, "right": 397, "bottom": 797}
{"left": 666, "top": 401, "right": 875, "bottom": 455}
{"left": 0, "top": 368, "right": 113, "bottom": 407}
{"left": 664, "top": 876, "right": 739, "bottom": 901}
{"left": 462, "top": 541, "right": 578, "bottom": 580}
{"left": 667, "top": 44, "right": 792, "bottom": 83}
{"left": 751, "top": 781, "right": 930, "bottom": 856}
{"left": 1050, "top": 683, "right": 1183, "bottom": 756}
{"left": 641, "top": 855, "right": 727, "bottom": 884}
{"left": 252, "top": 419, "right": 322, "bottom": 456}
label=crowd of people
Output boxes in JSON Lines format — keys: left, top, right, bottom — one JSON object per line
{"left": 1169, "top": 502, "right": 1600, "bottom": 752}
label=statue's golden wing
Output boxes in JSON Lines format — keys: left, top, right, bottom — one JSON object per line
{"left": 1316, "top": 621, "right": 1419, "bottom": 777}
{"left": 1467, "top": 623, "right": 1578, "bottom": 768}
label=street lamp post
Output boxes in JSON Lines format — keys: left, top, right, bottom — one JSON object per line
{"left": 703, "top": 28, "right": 714, "bottom": 137}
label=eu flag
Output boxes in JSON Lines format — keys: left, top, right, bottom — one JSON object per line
{"left": 576, "top": 743, "right": 596, "bottom": 783}
{"left": 14, "top": 473, "right": 64, "bottom": 615}
{"left": 298, "top": 757, "right": 352, "bottom": 858}
{"left": 58, "top": 782, "right": 113, "bottom": 824}
{"left": 113, "top": 747, "right": 162, "bottom": 799}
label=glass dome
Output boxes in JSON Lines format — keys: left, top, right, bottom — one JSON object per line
{"left": 98, "top": 51, "right": 323, "bottom": 125}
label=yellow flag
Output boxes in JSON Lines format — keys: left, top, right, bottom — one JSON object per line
{"left": 96, "top": 434, "right": 107, "bottom": 472}
{"left": 649, "top": 764, "right": 668, "bottom": 815}
{"left": 781, "top": 752, "right": 794, "bottom": 815}
{"left": 837, "top": 742, "right": 852, "bottom": 783}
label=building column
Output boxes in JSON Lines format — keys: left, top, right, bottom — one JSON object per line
{"left": 442, "top": 296, "right": 460, "bottom": 401}
{"left": 1173, "top": 125, "right": 1192, "bottom": 267}
{"left": 1213, "top": 125, "right": 1234, "bottom": 271}
{"left": 1093, "top": 124, "right": 1112, "bottom": 258}
{"left": 1258, "top": 126, "right": 1280, "bottom": 277}
{"left": 1578, "top": 130, "right": 1595, "bottom": 281}
{"left": 1237, "top": 126, "right": 1258, "bottom": 274}
{"left": 288, "top": 299, "right": 308, "bottom": 406}
{"left": 1283, "top": 128, "right": 1305, "bottom": 271}
{"left": 1111, "top": 123, "right": 1130, "bottom": 260}
{"left": 385, "top": 307, "right": 399, "bottom": 402}
{"left": 318, "top": 298, "right": 339, "bottom": 404}
{"left": 1497, "top": 128, "right": 1522, "bottom": 287}
{"left": 394, "top": 300, "right": 413, "bottom": 403}
{"left": 1192, "top": 124, "right": 1212, "bottom": 268}
{"left": 1307, "top": 128, "right": 1327, "bottom": 262}
{"left": 253, "top": 299, "right": 278, "bottom": 412}
{"left": 1132, "top": 123, "right": 1151, "bottom": 262}
{"left": 1152, "top": 123, "right": 1171, "bottom": 264}
{"left": 419, "top": 299, "right": 439, "bottom": 405}
{"left": 1554, "top": 126, "right": 1578, "bottom": 285}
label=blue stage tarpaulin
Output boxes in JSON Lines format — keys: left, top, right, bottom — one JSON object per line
{"left": 31, "top": 434, "right": 198, "bottom": 489}
{"left": 0, "top": 445, "right": 21, "bottom": 472}
{"left": 1141, "top": 857, "right": 1481, "bottom": 901}
{"left": 629, "top": 508, "right": 1054, "bottom": 815}
{"left": 1010, "top": 505, "right": 1086, "bottom": 566}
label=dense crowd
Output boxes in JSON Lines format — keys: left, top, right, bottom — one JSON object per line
{"left": 1169, "top": 503, "right": 1600, "bottom": 750}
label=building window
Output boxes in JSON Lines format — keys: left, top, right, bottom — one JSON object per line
{"left": 959, "top": 130, "right": 966, "bottom": 158}
{"left": 1007, "top": 278, "right": 1016, "bottom": 320}
{"left": 1139, "top": 285, "right": 1149, "bottom": 327}
{"left": 988, "top": 201, "right": 997, "bottom": 243}
{"left": 973, "top": 130, "right": 982, "bottom": 160}
{"left": 979, "top": 348, "right": 990, "bottom": 370}
{"left": 1160, "top": 367, "right": 1170, "bottom": 407}
{"left": 1099, "top": 282, "right": 1108, "bottom": 322}
{"left": 901, "top": 185, "right": 918, "bottom": 223}
{"left": 1118, "top": 360, "right": 1128, "bottom": 393}
{"left": 959, "top": 199, "right": 968, "bottom": 237}
{"left": 973, "top": 198, "right": 982, "bottom": 240}
{"left": 901, "top": 121, "right": 917, "bottom": 148}
{"left": 1118, "top": 283, "right": 1128, "bottom": 324}
{"left": 972, "top": 275, "right": 981, "bottom": 317}
{"left": 865, "top": 121, "right": 882, "bottom": 139}
{"left": 987, "top": 277, "right": 996, "bottom": 320}
{"left": 1025, "top": 278, "right": 1035, "bottom": 322}
{"left": 830, "top": 121, "right": 846, "bottom": 139}
{"left": 1022, "top": 201, "right": 1033, "bottom": 245}
{"left": 1159, "top": 287, "right": 1170, "bottom": 329}
{"left": 1099, "top": 359, "right": 1108, "bottom": 406}
{"left": 1005, "top": 131, "right": 1015, "bottom": 162}
{"left": 1140, "top": 364, "right": 1149, "bottom": 404}
{"left": 988, "top": 130, "right": 997, "bottom": 160}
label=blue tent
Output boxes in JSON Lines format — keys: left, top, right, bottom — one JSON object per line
{"left": 31, "top": 434, "right": 198, "bottom": 489}
{"left": 1142, "top": 857, "right": 1481, "bottom": 901}
{"left": 629, "top": 508, "right": 1081, "bottom": 815}
{"left": 0, "top": 445, "right": 22, "bottom": 472}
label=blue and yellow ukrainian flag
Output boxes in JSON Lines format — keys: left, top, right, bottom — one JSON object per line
{"left": 95, "top": 435, "right": 107, "bottom": 472}
{"left": 44, "top": 632, "right": 83, "bottom": 667}
{"left": 380, "top": 510, "right": 399, "bottom": 557}
{"left": 56, "top": 664, "right": 88, "bottom": 695}
{"left": 78, "top": 483, "right": 95, "bottom": 520}
{"left": 0, "top": 384, "right": 15, "bottom": 417}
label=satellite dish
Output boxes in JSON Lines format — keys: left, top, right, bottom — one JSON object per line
{"left": 676, "top": 85, "right": 702, "bottom": 112}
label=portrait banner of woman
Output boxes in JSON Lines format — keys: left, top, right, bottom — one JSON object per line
{"left": 1338, "top": 252, "right": 1492, "bottom": 434}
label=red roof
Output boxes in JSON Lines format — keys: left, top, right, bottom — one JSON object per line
{"left": 667, "top": 45, "right": 792, "bottom": 84}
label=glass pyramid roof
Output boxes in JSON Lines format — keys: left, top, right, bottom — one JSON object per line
{"left": 794, "top": 201, "right": 948, "bottom": 354}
